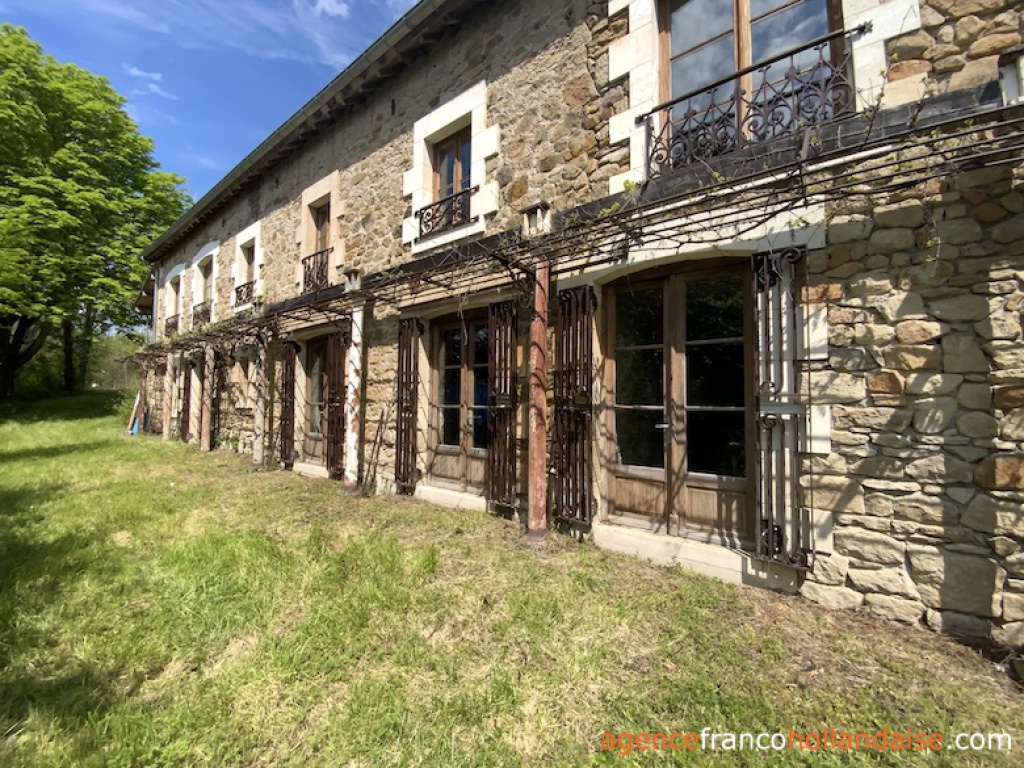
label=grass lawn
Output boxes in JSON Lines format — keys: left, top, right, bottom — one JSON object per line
{"left": 0, "top": 393, "right": 1022, "bottom": 766}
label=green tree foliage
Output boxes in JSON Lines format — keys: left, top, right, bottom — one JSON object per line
{"left": 0, "top": 24, "right": 191, "bottom": 397}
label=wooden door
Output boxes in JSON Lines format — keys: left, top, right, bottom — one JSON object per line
{"left": 430, "top": 316, "right": 489, "bottom": 491}
{"left": 303, "top": 338, "right": 327, "bottom": 462}
{"left": 607, "top": 264, "right": 752, "bottom": 541}
{"left": 280, "top": 342, "right": 297, "bottom": 468}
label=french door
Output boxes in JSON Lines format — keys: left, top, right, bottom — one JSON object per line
{"left": 606, "top": 262, "right": 753, "bottom": 540}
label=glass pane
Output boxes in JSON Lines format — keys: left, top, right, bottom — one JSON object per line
{"left": 686, "top": 276, "right": 744, "bottom": 340}
{"left": 473, "top": 365, "right": 488, "bottom": 406}
{"left": 687, "top": 342, "right": 745, "bottom": 407}
{"left": 751, "top": 0, "right": 829, "bottom": 72}
{"left": 616, "top": 288, "right": 662, "bottom": 347}
{"left": 751, "top": 0, "right": 796, "bottom": 18}
{"left": 670, "top": 0, "right": 733, "bottom": 58}
{"left": 473, "top": 324, "right": 488, "bottom": 365}
{"left": 616, "top": 410, "right": 665, "bottom": 468}
{"left": 438, "top": 146, "right": 456, "bottom": 198}
{"left": 440, "top": 407, "right": 460, "bottom": 446}
{"left": 472, "top": 407, "right": 488, "bottom": 449}
{"left": 458, "top": 137, "right": 472, "bottom": 191}
{"left": 671, "top": 32, "right": 735, "bottom": 103}
{"left": 442, "top": 369, "right": 460, "bottom": 406}
{"left": 442, "top": 329, "right": 462, "bottom": 366}
{"left": 616, "top": 348, "right": 663, "bottom": 406}
{"left": 687, "top": 411, "right": 745, "bottom": 477}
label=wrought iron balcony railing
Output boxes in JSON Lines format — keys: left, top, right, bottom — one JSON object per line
{"left": 416, "top": 185, "right": 478, "bottom": 240}
{"left": 302, "top": 247, "right": 331, "bottom": 293}
{"left": 235, "top": 280, "right": 255, "bottom": 306}
{"left": 193, "top": 302, "right": 212, "bottom": 328}
{"left": 637, "top": 25, "right": 868, "bottom": 180}
{"left": 164, "top": 314, "right": 179, "bottom": 337}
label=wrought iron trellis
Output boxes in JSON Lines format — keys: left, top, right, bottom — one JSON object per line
{"left": 325, "top": 319, "right": 352, "bottom": 479}
{"left": 395, "top": 318, "right": 422, "bottom": 494}
{"left": 752, "top": 246, "right": 809, "bottom": 569}
{"left": 552, "top": 285, "right": 596, "bottom": 526}
{"left": 417, "top": 185, "right": 478, "bottom": 239}
{"left": 639, "top": 25, "right": 867, "bottom": 179}
{"left": 487, "top": 299, "right": 519, "bottom": 508}
{"left": 280, "top": 341, "right": 298, "bottom": 469}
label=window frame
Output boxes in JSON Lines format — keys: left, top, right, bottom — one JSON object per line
{"left": 432, "top": 126, "right": 472, "bottom": 203}
{"left": 658, "top": 0, "right": 842, "bottom": 103}
{"left": 431, "top": 312, "right": 490, "bottom": 459}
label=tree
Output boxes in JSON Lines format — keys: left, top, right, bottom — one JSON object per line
{"left": 0, "top": 24, "right": 190, "bottom": 397}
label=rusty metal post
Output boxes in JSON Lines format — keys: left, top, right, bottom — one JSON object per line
{"left": 252, "top": 333, "right": 268, "bottom": 467}
{"left": 200, "top": 345, "right": 214, "bottom": 451}
{"left": 528, "top": 261, "right": 550, "bottom": 538}
{"left": 163, "top": 352, "right": 174, "bottom": 440}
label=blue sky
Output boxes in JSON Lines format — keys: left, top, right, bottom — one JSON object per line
{"left": 1, "top": 0, "right": 419, "bottom": 200}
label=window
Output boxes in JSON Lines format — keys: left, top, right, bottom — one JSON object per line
{"left": 403, "top": 81, "right": 499, "bottom": 251}
{"left": 436, "top": 319, "right": 489, "bottom": 451}
{"left": 241, "top": 243, "right": 255, "bottom": 283}
{"left": 312, "top": 201, "right": 331, "bottom": 253}
{"left": 684, "top": 275, "right": 746, "bottom": 477}
{"left": 613, "top": 273, "right": 748, "bottom": 478}
{"left": 614, "top": 287, "right": 665, "bottom": 469}
{"left": 307, "top": 339, "right": 326, "bottom": 437}
{"left": 419, "top": 127, "right": 474, "bottom": 238}
{"left": 170, "top": 277, "right": 181, "bottom": 316}
{"left": 664, "top": 0, "right": 832, "bottom": 102}
{"left": 201, "top": 260, "right": 213, "bottom": 304}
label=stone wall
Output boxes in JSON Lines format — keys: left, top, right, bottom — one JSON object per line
{"left": 801, "top": 152, "right": 1024, "bottom": 647}
{"left": 888, "top": 0, "right": 1022, "bottom": 95}
{"left": 152, "top": 0, "right": 629, "bottom": 336}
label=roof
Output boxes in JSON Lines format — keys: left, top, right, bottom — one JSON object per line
{"left": 141, "top": 0, "right": 485, "bottom": 265}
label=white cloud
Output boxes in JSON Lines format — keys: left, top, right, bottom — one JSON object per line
{"left": 182, "top": 152, "right": 227, "bottom": 171}
{"left": 145, "top": 83, "right": 178, "bottom": 100}
{"left": 125, "top": 103, "right": 179, "bottom": 127}
{"left": 312, "top": 0, "right": 349, "bottom": 18}
{"left": 123, "top": 64, "right": 163, "bottom": 81}
{"left": 6, "top": 0, "right": 412, "bottom": 69}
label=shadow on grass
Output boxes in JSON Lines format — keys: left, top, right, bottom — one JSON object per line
{"left": 0, "top": 391, "right": 128, "bottom": 425}
{"left": 0, "top": 479, "right": 127, "bottom": 739}
{"left": 0, "top": 666, "right": 121, "bottom": 736}
{"left": 0, "top": 440, "right": 112, "bottom": 464}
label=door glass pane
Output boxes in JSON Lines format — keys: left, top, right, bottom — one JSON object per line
{"left": 308, "top": 343, "right": 325, "bottom": 435}
{"left": 473, "top": 324, "right": 488, "bottom": 365}
{"left": 616, "top": 288, "right": 662, "bottom": 347}
{"left": 685, "top": 275, "right": 744, "bottom": 340}
{"left": 670, "top": 0, "right": 733, "bottom": 57}
{"left": 442, "top": 329, "right": 462, "bottom": 366}
{"left": 687, "top": 411, "right": 745, "bottom": 477}
{"left": 472, "top": 407, "right": 488, "bottom": 448}
{"left": 440, "top": 407, "right": 460, "bottom": 446}
{"left": 473, "top": 366, "right": 488, "bottom": 406}
{"left": 442, "top": 369, "right": 460, "bottom": 406}
{"left": 616, "top": 348, "right": 664, "bottom": 406}
{"left": 687, "top": 342, "right": 745, "bottom": 407}
{"left": 616, "top": 410, "right": 665, "bottom": 468}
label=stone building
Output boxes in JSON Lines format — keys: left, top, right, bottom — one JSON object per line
{"left": 134, "top": 0, "right": 1024, "bottom": 647}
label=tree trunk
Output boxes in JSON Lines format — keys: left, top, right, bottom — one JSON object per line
{"left": 0, "top": 316, "right": 49, "bottom": 398}
{"left": 77, "top": 304, "right": 97, "bottom": 390}
{"left": 62, "top": 318, "right": 76, "bottom": 393}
